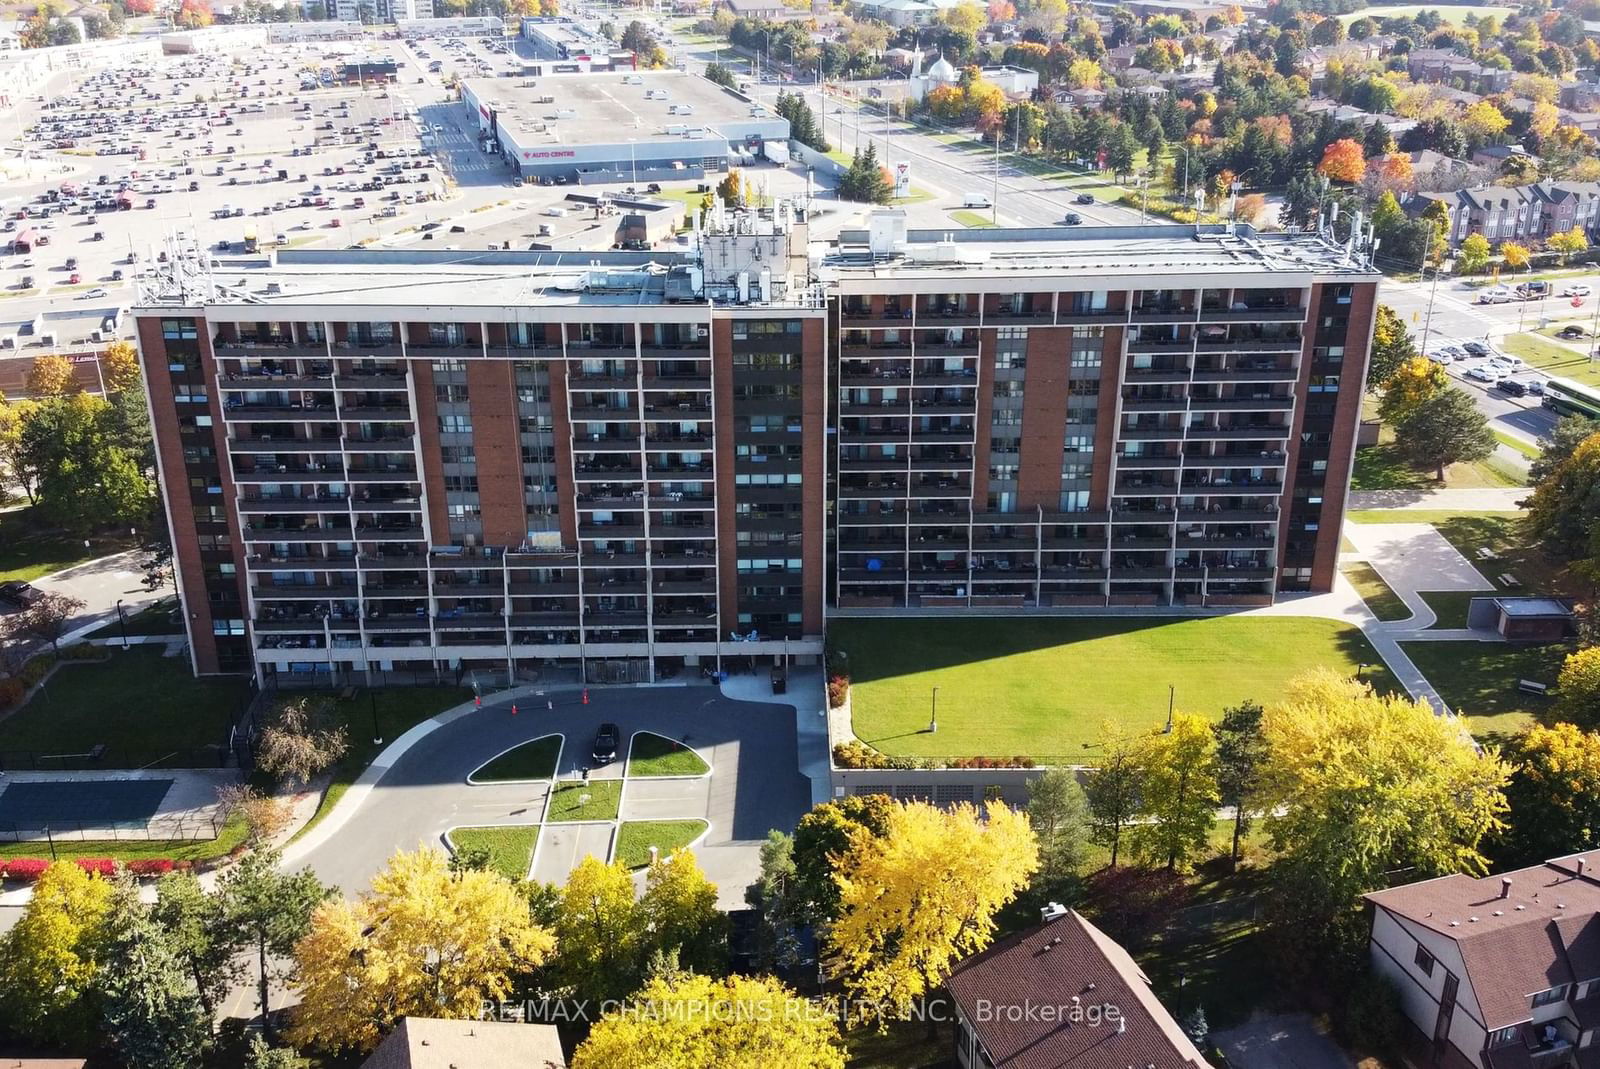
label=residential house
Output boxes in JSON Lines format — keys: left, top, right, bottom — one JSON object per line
{"left": 1063, "top": 86, "right": 1107, "bottom": 109}
{"left": 1560, "top": 109, "right": 1600, "bottom": 137}
{"left": 1560, "top": 80, "right": 1600, "bottom": 112}
{"left": 1365, "top": 854, "right": 1600, "bottom": 1069}
{"left": 1406, "top": 181, "right": 1600, "bottom": 248}
{"left": 1472, "top": 144, "right": 1535, "bottom": 171}
{"left": 1407, "top": 48, "right": 1514, "bottom": 94}
{"left": 359, "top": 1017, "right": 566, "bottom": 1069}
{"left": 946, "top": 906, "right": 1214, "bottom": 1069}
{"left": 1104, "top": 43, "right": 1139, "bottom": 71}
{"left": 718, "top": 0, "right": 799, "bottom": 18}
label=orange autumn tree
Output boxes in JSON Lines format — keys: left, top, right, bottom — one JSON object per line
{"left": 1317, "top": 139, "right": 1366, "bottom": 184}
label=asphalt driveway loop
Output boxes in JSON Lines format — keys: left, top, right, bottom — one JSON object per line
{"left": 291, "top": 685, "right": 810, "bottom": 908}
{"left": 1214, "top": 1013, "right": 1356, "bottom": 1069}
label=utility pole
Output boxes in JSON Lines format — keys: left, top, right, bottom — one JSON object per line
{"left": 992, "top": 127, "right": 1000, "bottom": 225}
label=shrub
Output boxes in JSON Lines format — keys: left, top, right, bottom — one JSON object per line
{"left": 947, "top": 755, "right": 1037, "bottom": 769}
{"left": 832, "top": 740, "right": 889, "bottom": 769}
{"left": 18, "top": 654, "right": 55, "bottom": 687}
{"left": 0, "top": 678, "right": 24, "bottom": 710}
{"left": 126, "top": 859, "right": 175, "bottom": 877}
{"left": 1169, "top": 208, "right": 1198, "bottom": 223}
{"left": 0, "top": 859, "right": 50, "bottom": 882}
{"left": 1081, "top": 865, "right": 1191, "bottom": 950}
{"left": 1337, "top": 972, "right": 1404, "bottom": 1053}
{"left": 827, "top": 675, "right": 850, "bottom": 709}
{"left": 73, "top": 858, "right": 117, "bottom": 878}
{"left": 61, "top": 644, "right": 109, "bottom": 661}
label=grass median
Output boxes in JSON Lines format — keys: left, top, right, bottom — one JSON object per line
{"left": 471, "top": 735, "right": 560, "bottom": 783}
{"left": 627, "top": 732, "right": 708, "bottom": 778}
{"left": 614, "top": 820, "right": 708, "bottom": 869}
{"left": 545, "top": 779, "right": 621, "bottom": 823}
{"left": 445, "top": 824, "right": 540, "bottom": 882}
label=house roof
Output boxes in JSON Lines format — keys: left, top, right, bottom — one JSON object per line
{"left": 944, "top": 909, "right": 1213, "bottom": 1069}
{"left": 1367, "top": 855, "right": 1600, "bottom": 1030}
{"left": 358, "top": 1018, "right": 566, "bottom": 1069}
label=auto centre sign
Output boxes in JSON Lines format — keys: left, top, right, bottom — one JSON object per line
{"left": 523, "top": 150, "right": 577, "bottom": 159}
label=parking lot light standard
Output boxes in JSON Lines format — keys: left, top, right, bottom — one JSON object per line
{"left": 929, "top": 685, "right": 938, "bottom": 734}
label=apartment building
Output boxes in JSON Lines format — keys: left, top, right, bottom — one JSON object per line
{"left": 1365, "top": 853, "right": 1600, "bottom": 1069}
{"left": 132, "top": 213, "right": 1378, "bottom": 684}
{"left": 825, "top": 214, "right": 1378, "bottom": 613}
{"left": 1406, "top": 181, "right": 1600, "bottom": 249}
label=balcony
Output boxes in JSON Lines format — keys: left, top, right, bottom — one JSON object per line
{"left": 1178, "top": 507, "right": 1279, "bottom": 522}
{"left": 224, "top": 402, "right": 338, "bottom": 422}
{"left": 565, "top": 340, "right": 637, "bottom": 359}
{"left": 220, "top": 371, "right": 333, "bottom": 390}
{"left": 644, "top": 404, "right": 713, "bottom": 420}
{"left": 343, "top": 434, "right": 416, "bottom": 451}
{"left": 1119, "top": 425, "right": 1185, "bottom": 441}
{"left": 580, "top": 523, "right": 646, "bottom": 539}
{"left": 1189, "top": 396, "right": 1294, "bottom": 412}
{"left": 246, "top": 553, "right": 356, "bottom": 571}
{"left": 839, "top": 367, "right": 912, "bottom": 387}
{"left": 340, "top": 404, "right": 414, "bottom": 422}
{"left": 1193, "top": 365, "right": 1298, "bottom": 384}
{"left": 1116, "top": 453, "right": 1183, "bottom": 469}
{"left": 242, "top": 526, "right": 349, "bottom": 542}
{"left": 1121, "top": 395, "right": 1188, "bottom": 413}
{"left": 575, "top": 436, "right": 643, "bottom": 453}
{"left": 569, "top": 370, "right": 637, "bottom": 389}
{"left": 987, "top": 303, "right": 1053, "bottom": 325}
{"left": 233, "top": 464, "right": 345, "bottom": 482}
{"left": 331, "top": 340, "right": 405, "bottom": 359}
{"left": 253, "top": 583, "right": 359, "bottom": 600}
{"left": 1125, "top": 365, "right": 1191, "bottom": 384}
{"left": 840, "top": 305, "right": 914, "bottom": 327}
{"left": 1186, "top": 424, "right": 1293, "bottom": 441}
{"left": 1130, "top": 303, "right": 1196, "bottom": 323}
{"left": 238, "top": 496, "right": 350, "bottom": 514}
{"left": 354, "top": 524, "right": 426, "bottom": 541}
{"left": 571, "top": 405, "right": 639, "bottom": 422}
{"left": 229, "top": 435, "right": 344, "bottom": 454}
{"left": 842, "top": 399, "right": 910, "bottom": 417}
{"left": 346, "top": 467, "right": 419, "bottom": 482}
{"left": 1198, "top": 303, "right": 1306, "bottom": 324}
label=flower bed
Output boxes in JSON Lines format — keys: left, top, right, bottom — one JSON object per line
{"left": 1, "top": 857, "right": 189, "bottom": 883}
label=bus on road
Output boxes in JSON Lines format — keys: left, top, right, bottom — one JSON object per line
{"left": 1543, "top": 376, "right": 1600, "bottom": 420}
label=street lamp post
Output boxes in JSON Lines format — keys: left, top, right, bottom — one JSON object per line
{"left": 929, "top": 686, "right": 938, "bottom": 734}
{"left": 369, "top": 689, "right": 382, "bottom": 746}
{"left": 115, "top": 599, "right": 128, "bottom": 650}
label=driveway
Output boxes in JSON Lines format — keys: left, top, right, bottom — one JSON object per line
{"left": 286, "top": 685, "right": 810, "bottom": 908}
{"left": 1214, "top": 1013, "right": 1356, "bottom": 1069}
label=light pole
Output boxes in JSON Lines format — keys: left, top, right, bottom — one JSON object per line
{"left": 116, "top": 599, "right": 128, "bottom": 649}
{"left": 929, "top": 686, "right": 938, "bottom": 734}
{"left": 628, "top": 138, "right": 636, "bottom": 187}
{"left": 369, "top": 688, "right": 382, "bottom": 746}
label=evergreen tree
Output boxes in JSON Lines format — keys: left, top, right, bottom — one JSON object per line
{"left": 99, "top": 882, "right": 209, "bottom": 1069}
{"left": 776, "top": 90, "right": 829, "bottom": 153}
{"left": 838, "top": 145, "right": 893, "bottom": 205}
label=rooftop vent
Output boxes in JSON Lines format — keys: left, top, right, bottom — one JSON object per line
{"left": 1502, "top": 877, "right": 1514, "bottom": 899}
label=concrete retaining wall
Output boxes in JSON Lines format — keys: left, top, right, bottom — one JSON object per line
{"left": 792, "top": 142, "right": 847, "bottom": 178}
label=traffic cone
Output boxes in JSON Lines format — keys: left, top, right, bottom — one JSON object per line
{"left": 474, "top": 694, "right": 482, "bottom": 708}
{"left": 582, "top": 688, "right": 589, "bottom": 705}
{"left": 511, "top": 704, "right": 518, "bottom": 716}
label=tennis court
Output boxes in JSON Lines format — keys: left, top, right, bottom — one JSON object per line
{"left": 0, "top": 778, "right": 174, "bottom": 830}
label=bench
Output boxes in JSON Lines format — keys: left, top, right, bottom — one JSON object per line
{"left": 1476, "top": 547, "right": 1501, "bottom": 561}
{"left": 1518, "top": 679, "right": 1549, "bottom": 696}
{"left": 338, "top": 685, "right": 356, "bottom": 701}
{"left": 1499, "top": 573, "right": 1522, "bottom": 588}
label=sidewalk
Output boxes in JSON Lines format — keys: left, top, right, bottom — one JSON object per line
{"left": 1348, "top": 488, "right": 1528, "bottom": 510}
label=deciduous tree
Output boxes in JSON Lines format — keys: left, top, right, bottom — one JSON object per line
{"left": 554, "top": 855, "right": 644, "bottom": 1005}
{"left": 1258, "top": 670, "right": 1509, "bottom": 978}
{"left": 640, "top": 848, "right": 727, "bottom": 975}
{"left": 1317, "top": 138, "right": 1366, "bottom": 184}
{"left": 571, "top": 972, "right": 845, "bottom": 1069}
{"left": 1531, "top": 415, "right": 1600, "bottom": 484}
{"left": 1549, "top": 225, "right": 1590, "bottom": 263}
{"left": 1132, "top": 713, "right": 1220, "bottom": 872}
{"left": 1368, "top": 304, "right": 1418, "bottom": 389}
{"left": 291, "top": 847, "right": 553, "bottom": 1053}
{"left": 27, "top": 353, "right": 75, "bottom": 396}
{"left": 792, "top": 794, "right": 894, "bottom": 925}
{"left": 1526, "top": 429, "right": 1600, "bottom": 561}
{"left": 101, "top": 340, "right": 141, "bottom": 394}
{"left": 0, "top": 396, "right": 39, "bottom": 504}
{"left": 256, "top": 695, "right": 349, "bottom": 789}
{"left": 0, "top": 860, "right": 114, "bottom": 1046}
{"left": 1393, "top": 386, "right": 1497, "bottom": 481}
{"left": 19, "top": 392, "right": 152, "bottom": 532}
{"left": 151, "top": 869, "right": 241, "bottom": 1026}
{"left": 1085, "top": 722, "right": 1145, "bottom": 867}
{"left": 1500, "top": 240, "right": 1530, "bottom": 271}
{"left": 1461, "top": 100, "right": 1510, "bottom": 145}
{"left": 1493, "top": 722, "right": 1600, "bottom": 866}
{"left": 1377, "top": 355, "right": 1448, "bottom": 423}
{"left": 13, "top": 591, "right": 85, "bottom": 656}
{"left": 828, "top": 798, "right": 1038, "bottom": 1019}
{"left": 1555, "top": 648, "right": 1600, "bottom": 731}
{"left": 1457, "top": 232, "right": 1492, "bottom": 273}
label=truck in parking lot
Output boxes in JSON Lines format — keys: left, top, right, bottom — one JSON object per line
{"left": 1516, "top": 280, "right": 1550, "bottom": 300}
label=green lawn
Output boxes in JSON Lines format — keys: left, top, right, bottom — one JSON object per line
{"left": 287, "top": 687, "right": 471, "bottom": 844}
{"left": 1419, "top": 590, "right": 1481, "bottom": 629}
{"left": 1494, "top": 430, "right": 1541, "bottom": 461}
{"left": 832, "top": 617, "right": 1396, "bottom": 759}
{"left": 1502, "top": 332, "right": 1600, "bottom": 390}
{"left": 0, "top": 505, "right": 140, "bottom": 582}
{"left": 1351, "top": 511, "right": 1566, "bottom": 594}
{"left": 949, "top": 209, "right": 998, "bottom": 228}
{"left": 470, "top": 735, "right": 561, "bottom": 783}
{"left": 614, "top": 819, "right": 709, "bottom": 869}
{"left": 446, "top": 824, "right": 539, "bottom": 882}
{"left": 1339, "top": 4, "right": 1514, "bottom": 23}
{"left": 627, "top": 732, "right": 709, "bottom": 777}
{"left": 545, "top": 779, "right": 621, "bottom": 823}
{"left": 0, "top": 648, "right": 249, "bottom": 767}
{"left": 1345, "top": 509, "right": 1526, "bottom": 525}
{"left": 1402, "top": 640, "right": 1570, "bottom": 742}
{"left": 1342, "top": 562, "right": 1412, "bottom": 621}
{"left": 1351, "top": 441, "right": 1523, "bottom": 491}
{"left": 0, "top": 813, "right": 250, "bottom": 863}
{"left": 85, "top": 596, "right": 182, "bottom": 640}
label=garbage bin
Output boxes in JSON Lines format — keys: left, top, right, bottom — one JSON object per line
{"left": 770, "top": 665, "right": 787, "bottom": 695}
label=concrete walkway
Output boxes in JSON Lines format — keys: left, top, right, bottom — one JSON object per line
{"left": 1349, "top": 487, "right": 1528, "bottom": 510}
{"left": 1344, "top": 522, "right": 1496, "bottom": 630}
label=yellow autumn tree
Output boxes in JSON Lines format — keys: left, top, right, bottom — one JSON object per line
{"left": 571, "top": 972, "right": 845, "bottom": 1069}
{"left": 289, "top": 847, "right": 555, "bottom": 1053}
{"left": 26, "top": 353, "right": 75, "bottom": 396}
{"left": 0, "top": 861, "right": 114, "bottom": 1047}
{"left": 828, "top": 798, "right": 1038, "bottom": 1020}
{"left": 1500, "top": 241, "right": 1530, "bottom": 272}
{"left": 100, "top": 340, "right": 142, "bottom": 394}
{"left": 1378, "top": 354, "right": 1447, "bottom": 423}
{"left": 1130, "top": 712, "right": 1220, "bottom": 873}
{"left": 1461, "top": 100, "right": 1510, "bottom": 144}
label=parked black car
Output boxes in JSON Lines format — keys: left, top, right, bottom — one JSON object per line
{"left": 1075, "top": 193, "right": 1094, "bottom": 204}
{"left": 1495, "top": 378, "right": 1528, "bottom": 397}
{"left": 592, "top": 722, "right": 620, "bottom": 765}
{"left": 0, "top": 580, "right": 43, "bottom": 608}
{"left": 1463, "top": 340, "right": 1493, "bottom": 355}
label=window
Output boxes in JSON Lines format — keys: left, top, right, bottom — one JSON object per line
{"left": 1059, "top": 489, "right": 1089, "bottom": 511}
{"left": 162, "top": 319, "right": 198, "bottom": 340}
{"left": 1413, "top": 944, "right": 1435, "bottom": 977}
{"left": 731, "top": 319, "right": 802, "bottom": 339}
{"left": 1533, "top": 986, "right": 1568, "bottom": 1008}
{"left": 440, "top": 445, "right": 477, "bottom": 464}
{"left": 1064, "top": 435, "right": 1094, "bottom": 454}
{"left": 431, "top": 359, "right": 466, "bottom": 373}
{"left": 1490, "top": 1027, "right": 1522, "bottom": 1049}
{"left": 435, "top": 384, "right": 469, "bottom": 403}
{"left": 444, "top": 475, "right": 479, "bottom": 493}
{"left": 447, "top": 503, "right": 482, "bottom": 520}
{"left": 438, "top": 414, "right": 472, "bottom": 433}
{"left": 212, "top": 618, "right": 245, "bottom": 636}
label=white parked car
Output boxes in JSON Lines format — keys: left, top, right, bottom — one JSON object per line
{"left": 1562, "top": 284, "right": 1592, "bottom": 297}
{"left": 1490, "top": 355, "right": 1528, "bottom": 372}
{"left": 1427, "top": 351, "right": 1453, "bottom": 364}
{"left": 1466, "top": 364, "right": 1505, "bottom": 382}
{"left": 1479, "top": 287, "right": 1515, "bottom": 304}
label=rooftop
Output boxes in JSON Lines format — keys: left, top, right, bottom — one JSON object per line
{"left": 945, "top": 909, "right": 1212, "bottom": 1069}
{"left": 824, "top": 219, "right": 1379, "bottom": 283}
{"left": 464, "top": 70, "right": 771, "bottom": 147}
{"left": 1367, "top": 854, "right": 1600, "bottom": 1029}
{"left": 359, "top": 1017, "right": 565, "bottom": 1069}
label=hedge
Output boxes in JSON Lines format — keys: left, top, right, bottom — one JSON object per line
{"left": 0, "top": 858, "right": 184, "bottom": 882}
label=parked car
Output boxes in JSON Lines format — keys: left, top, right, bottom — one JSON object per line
{"left": 1426, "top": 351, "right": 1453, "bottom": 365}
{"left": 1462, "top": 340, "right": 1492, "bottom": 355}
{"left": 1495, "top": 378, "right": 1528, "bottom": 397}
{"left": 1479, "top": 287, "right": 1515, "bottom": 304}
{"left": 1075, "top": 193, "right": 1094, "bottom": 205}
{"left": 1467, "top": 364, "right": 1504, "bottom": 382}
{"left": 1525, "top": 378, "right": 1546, "bottom": 395}
{"left": 1490, "top": 355, "right": 1528, "bottom": 372}
{"left": 1562, "top": 284, "right": 1592, "bottom": 297}
{"left": 0, "top": 580, "right": 43, "bottom": 607}
{"left": 1062, "top": 212, "right": 1083, "bottom": 225}
{"left": 591, "top": 722, "right": 620, "bottom": 766}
